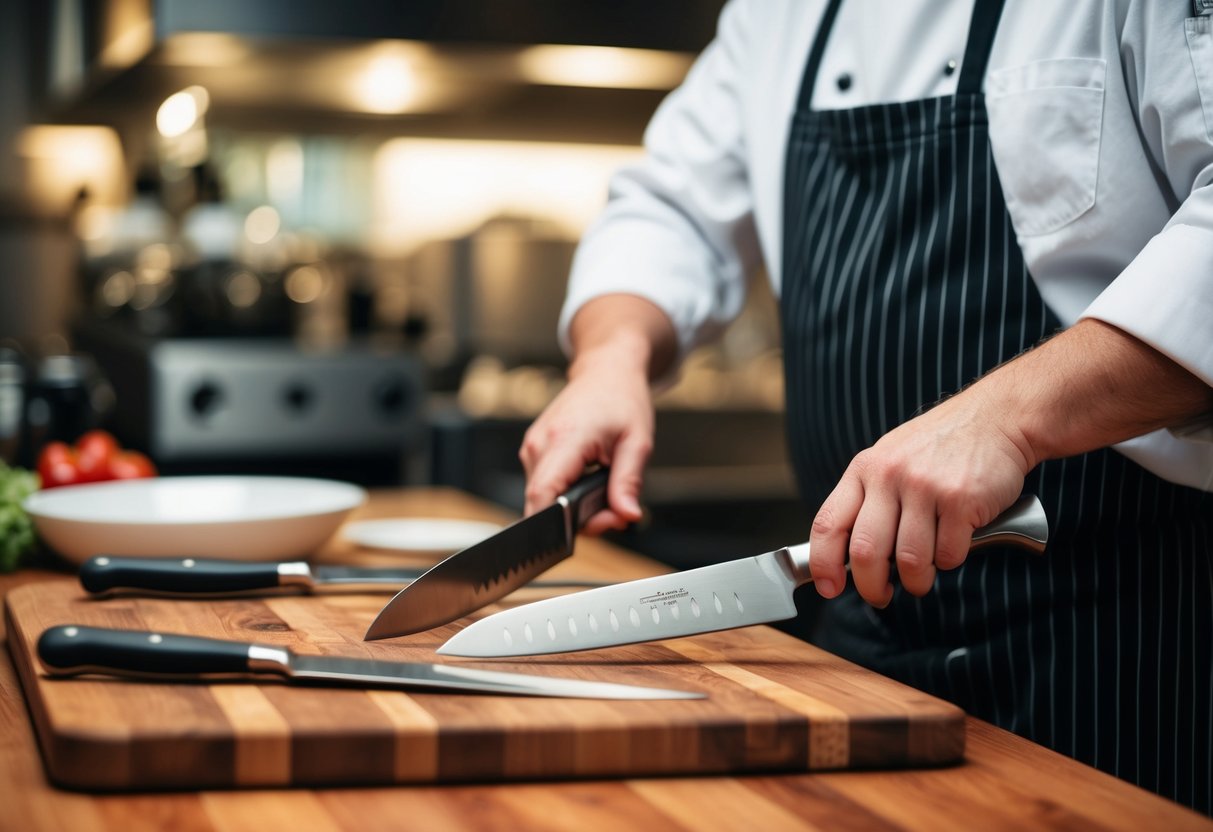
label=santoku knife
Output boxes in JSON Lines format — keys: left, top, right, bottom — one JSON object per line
{"left": 78, "top": 556, "right": 607, "bottom": 598}
{"left": 438, "top": 494, "right": 1049, "bottom": 658}
{"left": 365, "top": 467, "right": 610, "bottom": 640}
{"left": 37, "top": 625, "right": 703, "bottom": 700}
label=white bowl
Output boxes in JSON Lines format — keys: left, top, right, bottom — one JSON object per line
{"left": 23, "top": 476, "right": 367, "bottom": 564}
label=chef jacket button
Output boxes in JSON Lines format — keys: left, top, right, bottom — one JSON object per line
{"left": 944, "top": 59, "right": 958, "bottom": 76}
{"left": 836, "top": 72, "right": 853, "bottom": 92}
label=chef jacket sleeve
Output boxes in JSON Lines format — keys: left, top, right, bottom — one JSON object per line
{"left": 558, "top": 0, "right": 763, "bottom": 364}
{"left": 1079, "top": 9, "right": 1213, "bottom": 442}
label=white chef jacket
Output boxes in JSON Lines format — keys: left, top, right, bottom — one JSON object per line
{"left": 560, "top": 0, "right": 1213, "bottom": 492}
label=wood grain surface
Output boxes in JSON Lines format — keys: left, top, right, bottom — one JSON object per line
{"left": 7, "top": 577, "right": 962, "bottom": 790}
{"left": 0, "top": 489, "right": 1208, "bottom": 830}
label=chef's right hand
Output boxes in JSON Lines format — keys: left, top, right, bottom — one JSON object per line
{"left": 519, "top": 348, "right": 655, "bottom": 535}
{"left": 520, "top": 295, "right": 677, "bottom": 535}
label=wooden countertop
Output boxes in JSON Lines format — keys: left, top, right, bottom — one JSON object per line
{"left": 1, "top": 487, "right": 1208, "bottom": 831}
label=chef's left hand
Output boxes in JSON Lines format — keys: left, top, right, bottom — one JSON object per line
{"left": 808, "top": 385, "right": 1036, "bottom": 607}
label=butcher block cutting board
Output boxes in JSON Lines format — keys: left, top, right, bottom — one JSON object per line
{"left": 6, "top": 579, "right": 964, "bottom": 791}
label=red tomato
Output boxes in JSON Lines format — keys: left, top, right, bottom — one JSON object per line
{"left": 36, "top": 441, "right": 85, "bottom": 489}
{"left": 106, "top": 450, "right": 157, "bottom": 481}
{"left": 74, "top": 429, "right": 120, "bottom": 482}
{"left": 76, "top": 429, "right": 119, "bottom": 462}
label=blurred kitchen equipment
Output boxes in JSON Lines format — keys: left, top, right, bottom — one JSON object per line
{"left": 0, "top": 349, "right": 24, "bottom": 464}
{"left": 402, "top": 216, "right": 575, "bottom": 388}
{"left": 23, "top": 352, "right": 114, "bottom": 454}
{"left": 74, "top": 321, "right": 423, "bottom": 479}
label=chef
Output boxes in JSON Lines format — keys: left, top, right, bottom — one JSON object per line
{"left": 517, "top": 0, "right": 1213, "bottom": 813}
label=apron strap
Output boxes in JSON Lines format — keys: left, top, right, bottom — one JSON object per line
{"left": 957, "top": 0, "right": 1009, "bottom": 95}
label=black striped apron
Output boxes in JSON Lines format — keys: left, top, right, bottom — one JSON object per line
{"left": 781, "top": 0, "right": 1213, "bottom": 812}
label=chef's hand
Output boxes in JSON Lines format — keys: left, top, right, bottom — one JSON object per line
{"left": 520, "top": 294, "right": 677, "bottom": 536}
{"left": 808, "top": 318, "right": 1213, "bottom": 607}
{"left": 808, "top": 383, "right": 1035, "bottom": 607}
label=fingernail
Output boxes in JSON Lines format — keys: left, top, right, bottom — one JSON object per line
{"left": 621, "top": 496, "right": 642, "bottom": 517}
{"left": 816, "top": 578, "right": 836, "bottom": 597}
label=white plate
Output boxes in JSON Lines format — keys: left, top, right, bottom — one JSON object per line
{"left": 23, "top": 476, "right": 367, "bottom": 564}
{"left": 343, "top": 518, "right": 503, "bottom": 553}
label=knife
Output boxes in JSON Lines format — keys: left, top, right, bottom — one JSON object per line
{"left": 78, "top": 556, "right": 608, "bottom": 598}
{"left": 36, "top": 624, "right": 703, "bottom": 700}
{"left": 364, "top": 467, "right": 611, "bottom": 641}
{"left": 438, "top": 494, "right": 1049, "bottom": 658}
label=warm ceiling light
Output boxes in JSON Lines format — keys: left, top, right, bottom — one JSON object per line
{"left": 244, "top": 205, "right": 281, "bottom": 245}
{"left": 156, "top": 86, "right": 209, "bottom": 138}
{"left": 159, "top": 32, "right": 251, "bottom": 68}
{"left": 351, "top": 50, "right": 420, "bottom": 114}
{"left": 517, "top": 45, "right": 692, "bottom": 90}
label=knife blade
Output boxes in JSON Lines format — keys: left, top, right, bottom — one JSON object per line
{"left": 438, "top": 494, "right": 1049, "bottom": 658}
{"left": 364, "top": 467, "right": 611, "bottom": 641}
{"left": 78, "top": 556, "right": 609, "bottom": 598}
{"left": 36, "top": 625, "right": 703, "bottom": 700}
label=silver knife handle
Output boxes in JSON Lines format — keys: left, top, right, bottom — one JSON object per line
{"left": 970, "top": 494, "right": 1049, "bottom": 553}
{"left": 37, "top": 625, "right": 269, "bottom": 680}
{"left": 782, "top": 494, "right": 1049, "bottom": 586}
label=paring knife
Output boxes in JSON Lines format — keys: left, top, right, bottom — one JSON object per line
{"left": 438, "top": 494, "right": 1050, "bottom": 658}
{"left": 365, "top": 467, "right": 611, "bottom": 641}
{"left": 78, "top": 556, "right": 608, "bottom": 598}
{"left": 36, "top": 625, "right": 703, "bottom": 700}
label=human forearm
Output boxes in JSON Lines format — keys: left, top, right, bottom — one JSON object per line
{"left": 566, "top": 294, "right": 680, "bottom": 384}
{"left": 977, "top": 318, "right": 1213, "bottom": 469}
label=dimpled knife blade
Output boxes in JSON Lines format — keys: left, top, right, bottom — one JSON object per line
{"left": 439, "top": 495, "right": 1049, "bottom": 657}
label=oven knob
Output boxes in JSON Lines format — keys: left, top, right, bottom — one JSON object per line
{"left": 188, "top": 380, "right": 223, "bottom": 419}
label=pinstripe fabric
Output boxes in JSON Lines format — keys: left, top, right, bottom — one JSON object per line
{"left": 783, "top": 0, "right": 1213, "bottom": 813}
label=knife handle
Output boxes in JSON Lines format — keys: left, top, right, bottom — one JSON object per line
{"left": 783, "top": 494, "right": 1049, "bottom": 585}
{"left": 80, "top": 556, "right": 291, "bottom": 597}
{"left": 561, "top": 466, "right": 611, "bottom": 529}
{"left": 38, "top": 625, "right": 257, "bottom": 679}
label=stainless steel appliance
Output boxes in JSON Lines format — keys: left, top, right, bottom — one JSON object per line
{"left": 76, "top": 321, "right": 424, "bottom": 483}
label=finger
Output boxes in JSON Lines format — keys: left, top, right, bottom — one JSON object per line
{"left": 894, "top": 493, "right": 937, "bottom": 597}
{"left": 582, "top": 509, "right": 631, "bottom": 536}
{"left": 606, "top": 430, "right": 651, "bottom": 522}
{"left": 848, "top": 489, "right": 898, "bottom": 608}
{"left": 524, "top": 442, "right": 595, "bottom": 517}
{"left": 935, "top": 507, "right": 975, "bottom": 571}
{"left": 809, "top": 476, "right": 864, "bottom": 599}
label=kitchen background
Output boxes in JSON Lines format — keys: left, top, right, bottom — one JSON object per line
{"left": 0, "top": 0, "right": 807, "bottom": 582}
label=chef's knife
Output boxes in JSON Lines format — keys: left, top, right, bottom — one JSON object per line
{"left": 78, "top": 556, "right": 608, "bottom": 598}
{"left": 364, "top": 467, "right": 610, "bottom": 640}
{"left": 36, "top": 624, "right": 702, "bottom": 700}
{"left": 438, "top": 494, "right": 1049, "bottom": 658}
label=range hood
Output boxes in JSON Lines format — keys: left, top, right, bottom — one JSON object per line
{"left": 29, "top": 0, "right": 726, "bottom": 143}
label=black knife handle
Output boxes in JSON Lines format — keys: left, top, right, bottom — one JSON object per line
{"left": 562, "top": 466, "right": 611, "bottom": 529}
{"left": 37, "top": 625, "right": 254, "bottom": 678}
{"left": 80, "top": 556, "right": 285, "bottom": 596}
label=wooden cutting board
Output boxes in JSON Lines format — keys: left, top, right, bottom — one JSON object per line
{"left": 6, "top": 579, "right": 964, "bottom": 791}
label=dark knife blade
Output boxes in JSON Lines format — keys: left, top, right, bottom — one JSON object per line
{"left": 364, "top": 468, "right": 610, "bottom": 640}
{"left": 78, "top": 556, "right": 608, "bottom": 598}
{"left": 36, "top": 624, "right": 701, "bottom": 699}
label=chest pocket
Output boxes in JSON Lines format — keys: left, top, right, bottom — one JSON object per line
{"left": 986, "top": 58, "right": 1106, "bottom": 237}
